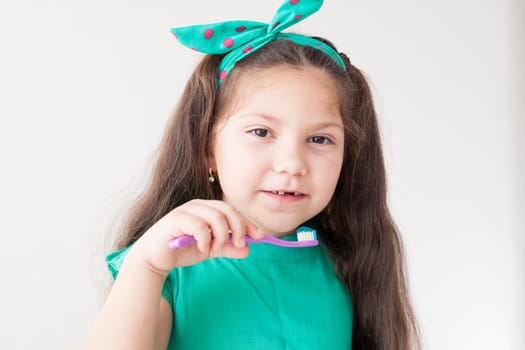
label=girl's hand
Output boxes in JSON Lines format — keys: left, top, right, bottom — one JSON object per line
{"left": 127, "top": 199, "right": 264, "bottom": 275}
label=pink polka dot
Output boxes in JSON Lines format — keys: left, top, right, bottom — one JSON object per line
{"left": 294, "top": 14, "right": 302, "bottom": 21}
{"left": 236, "top": 25, "right": 246, "bottom": 33}
{"left": 290, "top": 0, "right": 300, "bottom": 4}
{"left": 172, "top": 32, "right": 178, "bottom": 39}
{"left": 219, "top": 70, "right": 227, "bottom": 80}
{"left": 204, "top": 28, "right": 214, "bottom": 39}
{"left": 272, "top": 21, "right": 280, "bottom": 29}
{"left": 242, "top": 46, "right": 253, "bottom": 53}
{"left": 223, "top": 38, "right": 234, "bottom": 48}
{"left": 191, "top": 47, "right": 199, "bottom": 52}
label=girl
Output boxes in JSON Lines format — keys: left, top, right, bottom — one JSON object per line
{"left": 84, "top": 1, "right": 420, "bottom": 349}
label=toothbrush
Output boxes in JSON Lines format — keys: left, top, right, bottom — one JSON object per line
{"left": 168, "top": 226, "right": 318, "bottom": 250}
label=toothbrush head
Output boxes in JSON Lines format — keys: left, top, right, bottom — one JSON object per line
{"left": 296, "top": 226, "right": 317, "bottom": 242}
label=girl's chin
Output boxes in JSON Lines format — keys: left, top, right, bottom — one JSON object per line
{"left": 232, "top": 206, "right": 314, "bottom": 237}
{"left": 256, "top": 223, "right": 304, "bottom": 238}
{"left": 264, "top": 230, "right": 295, "bottom": 238}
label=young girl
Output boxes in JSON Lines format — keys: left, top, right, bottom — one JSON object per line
{"left": 84, "top": 1, "right": 420, "bottom": 349}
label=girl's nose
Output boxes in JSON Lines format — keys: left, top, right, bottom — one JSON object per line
{"left": 272, "top": 142, "right": 308, "bottom": 176}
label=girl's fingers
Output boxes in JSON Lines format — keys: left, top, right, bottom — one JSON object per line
{"left": 170, "top": 211, "right": 213, "bottom": 253}
{"left": 168, "top": 199, "right": 264, "bottom": 260}
{"left": 244, "top": 218, "right": 265, "bottom": 240}
{"left": 177, "top": 203, "right": 231, "bottom": 252}
{"left": 203, "top": 211, "right": 231, "bottom": 252}
{"left": 211, "top": 243, "right": 250, "bottom": 259}
{"left": 209, "top": 203, "right": 246, "bottom": 248}
{"left": 185, "top": 200, "right": 256, "bottom": 249}
{"left": 137, "top": 200, "right": 262, "bottom": 272}
{"left": 205, "top": 201, "right": 266, "bottom": 246}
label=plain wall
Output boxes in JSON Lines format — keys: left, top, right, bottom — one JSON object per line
{"left": 0, "top": 0, "right": 523, "bottom": 348}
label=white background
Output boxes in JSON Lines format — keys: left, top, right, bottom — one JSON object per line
{"left": 0, "top": 0, "right": 523, "bottom": 349}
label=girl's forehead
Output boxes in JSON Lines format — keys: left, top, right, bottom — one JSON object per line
{"left": 225, "top": 65, "right": 341, "bottom": 118}
{"left": 234, "top": 65, "right": 336, "bottom": 91}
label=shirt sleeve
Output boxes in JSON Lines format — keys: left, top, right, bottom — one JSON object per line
{"left": 105, "top": 246, "right": 177, "bottom": 307}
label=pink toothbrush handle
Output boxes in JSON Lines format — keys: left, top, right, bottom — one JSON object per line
{"left": 252, "top": 234, "right": 318, "bottom": 247}
{"left": 168, "top": 234, "right": 318, "bottom": 250}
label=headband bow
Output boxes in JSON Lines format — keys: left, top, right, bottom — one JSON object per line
{"left": 170, "top": 0, "right": 346, "bottom": 85}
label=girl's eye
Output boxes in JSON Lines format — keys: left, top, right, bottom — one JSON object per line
{"left": 310, "top": 135, "right": 333, "bottom": 144}
{"left": 250, "top": 128, "right": 271, "bottom": 138}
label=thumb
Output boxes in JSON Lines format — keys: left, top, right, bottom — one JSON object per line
{"left": 212, "top": 243, "right": 250, "bottom": 259}
{"left": 246, "top": 221, "right": 265, "bottom": 240}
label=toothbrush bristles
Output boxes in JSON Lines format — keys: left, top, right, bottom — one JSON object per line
{"left": 297, "top": 229, "right": 317, "bottom": 241}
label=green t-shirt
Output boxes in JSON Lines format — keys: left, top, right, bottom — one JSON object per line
{"left": 106, "top": 234, "right": 352, "bottom": 349}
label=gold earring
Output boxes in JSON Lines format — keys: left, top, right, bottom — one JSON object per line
{"left": 208, "top": 168, "right": 216, "bottom": 183}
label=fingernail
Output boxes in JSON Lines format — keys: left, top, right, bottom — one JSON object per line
{"left": 237, "top": 239, "right": 245, "bottom": 248}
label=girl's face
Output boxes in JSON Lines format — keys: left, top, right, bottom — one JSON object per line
{"left": 210, "top": 65, "right": 344, "bottom": 237}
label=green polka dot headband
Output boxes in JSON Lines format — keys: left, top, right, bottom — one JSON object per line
{"left": 170, "top": 0, "right": 346, "bottom": 85}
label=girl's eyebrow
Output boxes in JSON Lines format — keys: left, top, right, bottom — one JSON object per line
{"left": 236, "top": 113, "right": 344, "bottom": 131}
{"left": 314, "top": 121, "right": 344, "bottom": 131}
{"left": 235, "top": 113, "right": 279, "bottom": 122}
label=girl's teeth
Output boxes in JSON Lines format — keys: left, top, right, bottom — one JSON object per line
{"left": 271, "top": 191, "right": 300, "bottom": 196}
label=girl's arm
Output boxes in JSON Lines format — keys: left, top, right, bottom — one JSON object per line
{"left": 83, "top": 248, "right": 172, "bottom": 350}
{"left": 155, "top": 299, "right": 173, "bottom": 350}
{"left": 83, "top": 199, "right": 263, "bottom": 350}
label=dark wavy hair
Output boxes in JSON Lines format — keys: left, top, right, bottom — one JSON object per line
{"left": 112, "top": 37, "right": 421, "bottom": 350}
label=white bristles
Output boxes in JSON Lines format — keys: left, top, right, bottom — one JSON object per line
{"left": 296, "top": 227, "right": 317, "bottom": 241}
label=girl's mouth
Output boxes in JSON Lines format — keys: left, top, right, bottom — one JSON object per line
{"left": 269, "top": 190, "right": 303, "bottom": 196}
{"left": 262, "top": 190, "right": 307, "bottom": 201}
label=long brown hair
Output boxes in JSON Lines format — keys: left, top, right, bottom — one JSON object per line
{"left": 113, "top": 38, "right": 420, "bottom": 350}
